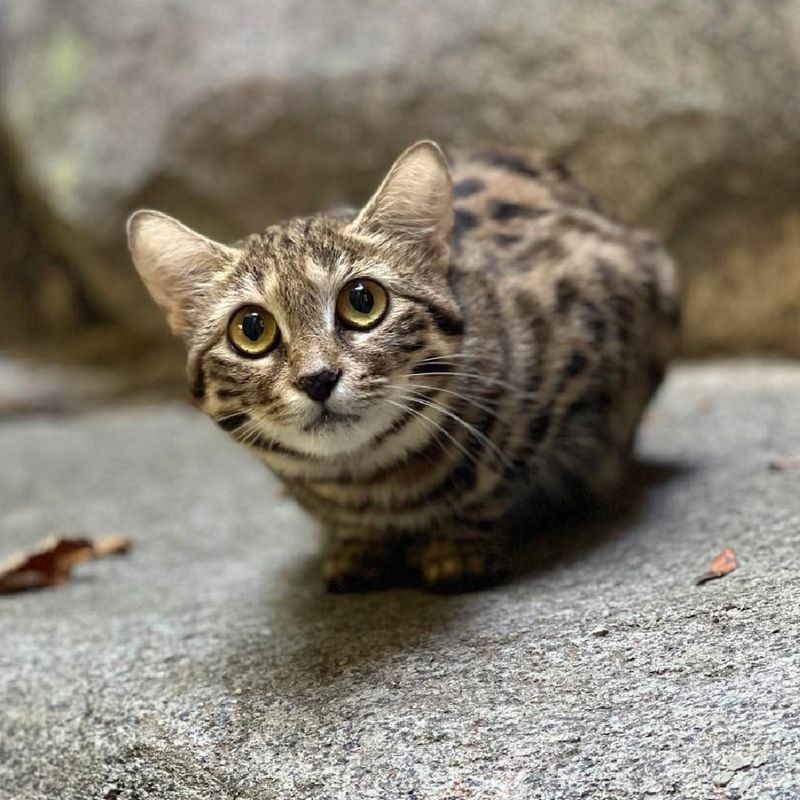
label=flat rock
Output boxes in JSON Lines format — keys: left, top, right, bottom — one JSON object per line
{"left": 1, "top": 361, "right": 799, "bottom": 799}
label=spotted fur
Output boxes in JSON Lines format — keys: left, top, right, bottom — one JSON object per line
{"left": 127, "top": 141, "right": 679, "bottom": 593}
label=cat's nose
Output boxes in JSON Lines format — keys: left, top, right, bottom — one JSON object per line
{"left": 296, "top": 368, "right": 341, "bottom": 403}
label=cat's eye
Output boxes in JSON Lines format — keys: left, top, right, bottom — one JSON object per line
{"left": 336, "top": 279, "right": 388, "bottom": 330}
{"left": 227, "top": 306, "right": 279, "bottom": 357}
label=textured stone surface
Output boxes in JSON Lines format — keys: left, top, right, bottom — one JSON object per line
{"left": 2, "top": 1, "right": 800, "bottom": 353}
{"left": 1, "top": 361, "right": 799, "bottom": 799}
{"left": 0, "top": 155, "right": 95, "bottom": 348}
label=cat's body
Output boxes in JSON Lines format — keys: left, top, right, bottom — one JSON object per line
{"left": 128, "top": 142, "right": 679, "bottom": 592}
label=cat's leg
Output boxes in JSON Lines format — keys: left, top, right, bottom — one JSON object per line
{"left": 420, "top": 524, "right": 510, "bottom": 593}
{"left": 323, "top": 527, "right": 403, "bottom": 593}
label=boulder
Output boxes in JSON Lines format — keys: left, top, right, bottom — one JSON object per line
{"left": 0, "top": 153, "right": 89, "bottom": 348}
{"left": 2, "top": 0, "right": 800, "bottom": 353}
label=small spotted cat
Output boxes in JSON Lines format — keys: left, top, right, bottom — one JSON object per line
{"left": 128, "top": 141, "right": 679, "bottom": 593}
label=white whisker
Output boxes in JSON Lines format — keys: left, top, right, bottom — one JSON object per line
{"left": 380, "top": 398, "right": 483, "bottom": 469}
{"left": 408, "top": 369, "right": 537, "bottom": 398}
{"left": 390, "top": 387, "right": 513, "bottom": 469}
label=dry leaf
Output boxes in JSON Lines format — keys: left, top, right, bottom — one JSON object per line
{"left": 0, "top": 537, "right": 94, "bottom": 593}
{"left": 768, "top": 455, "right": 800, "bottom": 472}
{"left": 0, "top": 533, "right": 132, "bottom": 594}
{"left": 92, "top": 533, "right": 131, "bottom": 557}
{"left": 696, "top": 547, "right": 738, "bottom": 585}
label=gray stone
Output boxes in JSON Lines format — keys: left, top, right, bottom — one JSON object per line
{"left": 2, "top": 1, "right": 800, "bottom": 352}
{"left": 1, "top": 360, "right": 799, "bottom": 798}
{"left": 0, "top": 153, "right": 91, "bottom": 348}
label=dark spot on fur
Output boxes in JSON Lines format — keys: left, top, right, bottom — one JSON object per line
{"left": 609, "top": 295, "right": 635, "bottom": 344}
{"left": 249, "top": 434, "right": 306, "bottom": 458}
{"left": 559, "top": 471, "right": 594, "bottom": 506}
{"left": 216, "top": 413, "right": 249, "bottom": 432}
{"left": 490, "top": 201, "right": 542, "bottom": 222}
{"left": 431, "top": 310, "right": 464, "bottom": 337}
{"left": 555, "top": 351, "right": 590, "bottom": 393}
{"left": 565, "top": 351, "right": 588, "bottom": 378}
{"left": 516, "top": 237, "right": 567, "bottom": 269}
{"left": 479, "top": 152, "right": 541, "bottom": 178}
{"left": 398, "top": 338, "right": 427, "bottom": 353}
{"left": 217, "top": 387, "right": 244, "bottom": 399}
{"left": 453, "top": 178, "right": 485, "bottom": 198}
{"left": 581, "top": 301, "right": 607, "bottom": 346}
{"left": 452, "top": 208, "right": 478, "bottom": 248}
{"left": 494, "top": 234, "right": 521, "bottom": 247}
{"left": 555, "top": 278, "right": 578, "bottom": 315}
{"left": 548, "top": 159, "right": 572, "bottom": 180}
{"left": 190, "top": 369, "right": 206, "bottom": 400}
{"left": 565, "top": 388, "right": 612, "bottom": 422}
{"left": 390, "top": 311, "right": 427, "bottom": 338}
{"left": 400, "top": 292, "right": 465, "bottom": 338}
{"left": 529, "top": 404, "right": 552, "bottom": 444}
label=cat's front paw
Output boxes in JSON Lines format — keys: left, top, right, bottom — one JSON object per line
{"left": 323, "top": 537, "right": 395, "bottom": 593}
{"left": 421, "top": 537, "right": 509, "bottom": 594}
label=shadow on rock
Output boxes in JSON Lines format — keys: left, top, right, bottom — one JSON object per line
{"left": 508, "top": 457, "right": 690, "bottom": 581}
{"left": 215, "top": 551, "right": 478, "bottom": 702}
{"left": 213, "top": 457, "right": 687, "bottom": 707}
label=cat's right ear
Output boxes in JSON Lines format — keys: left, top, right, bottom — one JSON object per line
{"left": 127, "top": 210, "right": 239, "bottom": 337}
{"left": 348, "top": 141, "right": 453, "bottom": 255}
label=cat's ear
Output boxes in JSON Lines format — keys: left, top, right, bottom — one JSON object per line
{"left": 127, "top": 210, "right": 239, "bottom": 337}
{"left": 349, "top": 140, "right": 453, "bottom": 251}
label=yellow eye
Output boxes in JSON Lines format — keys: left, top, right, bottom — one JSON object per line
{"left": 336, "top": 279, "right": 388, "bottom": 330}
{"left": 227, "top": 306, "right": 279, "bottom": 357}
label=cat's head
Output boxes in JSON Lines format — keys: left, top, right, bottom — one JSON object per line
{"left": 127, "top": 141, "right": 463, "bottom": 456}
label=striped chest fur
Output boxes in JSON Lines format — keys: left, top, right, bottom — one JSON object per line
{"left": 128, "top": 141, "right": 679, "bottom": 592}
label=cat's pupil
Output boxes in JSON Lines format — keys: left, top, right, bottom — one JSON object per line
{"left": 350, "top": 283, "right": 374, "bottom": 314}
{"left": 241, "top": 312, "right": 265, "bottom": 341}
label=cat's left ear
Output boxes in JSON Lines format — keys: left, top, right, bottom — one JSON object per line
{"left": 349, "top": 140, "right": 453, "bottom": 254}
{"left": 127, "top": 210, "right": 240, "bottom": 337}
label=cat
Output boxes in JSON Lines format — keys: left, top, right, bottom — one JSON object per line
{"left": 127, "top": 140, "right": 679, "bottom": 593}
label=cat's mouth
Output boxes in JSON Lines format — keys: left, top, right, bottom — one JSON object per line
{"left": 301, "top": 406, "right": 360, "bottom": 434}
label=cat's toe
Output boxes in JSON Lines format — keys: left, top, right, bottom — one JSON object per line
{"left": 323, "top": 539, "right": 394, "bottom": 593}
{"left": 421, "top": 538, "right": 509, "bottom": 594}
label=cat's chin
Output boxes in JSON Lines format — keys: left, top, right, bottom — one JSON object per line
{"left": 301, "top": 407, "right": 361, "bottom": 434}
{"left": 269, "top": 400, "right": 401, "bottom": 459}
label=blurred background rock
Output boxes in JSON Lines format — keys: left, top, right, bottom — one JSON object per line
{"left": 2, "top": 0, "right": 799, "bottom": 406}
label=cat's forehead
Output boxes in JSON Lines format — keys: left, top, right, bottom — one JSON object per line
{"left": 242, "top": 217, "right": 350, "bottom": 275}
{"left": 226, "top": 216, "right": 382, "bottom": 321}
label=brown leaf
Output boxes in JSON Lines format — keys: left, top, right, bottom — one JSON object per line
{"left": 0, "top": 533, "right": 133, "bottom": 594}
{"left": 696, "top": 547, "right": 738, "bottom": 585}
{"left": 768, "top": 455, "right": 800, "bottom": 472}
{"left": 92, "top": 533, "right": 131, "bottom": 557}
{"left": 0, "top": 537, "right": 94, "bottom": 593}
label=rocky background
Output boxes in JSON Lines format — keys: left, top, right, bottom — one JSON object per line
{"left": 2, "top": 0, "right": 800, "bottom": 374}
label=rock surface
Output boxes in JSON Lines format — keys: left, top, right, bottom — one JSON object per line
{"left": 0, "top": 156, "right": 95, "bottom": 347}
{"left": 1, "top": 361, "right": 799, "bottom": 799}
{"left": 2, "top": 1, "right": 800, "bottom": 353}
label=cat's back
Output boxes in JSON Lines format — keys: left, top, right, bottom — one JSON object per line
{"left": 445, "top": 146, "right": 680, "bottom": 499}
{"left": 446, "top": 145, "right": 679, "bottom": 343}
{"left": 447, "top": 147, "right": 603, "bottom": 258}
{"left": 448, "top": 148, "right": 599, "bottom": 236}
